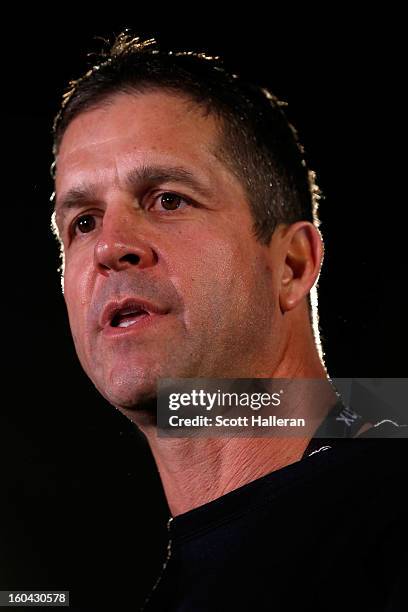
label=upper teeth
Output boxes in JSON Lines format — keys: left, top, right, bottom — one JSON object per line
{"left": 121, "top": 307, "right": 142, "bottom": 316}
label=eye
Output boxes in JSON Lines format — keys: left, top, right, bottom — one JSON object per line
{"left": 73, "top": 214, "right": 96, "bottom": 235}
{"left": 151, "top": 192, "right": 191, "bottom": 212}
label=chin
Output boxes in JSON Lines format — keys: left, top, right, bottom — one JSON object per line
{"left": 84, "top": 350, "right": 195, "bottom": 422}
{"left": 103, "top": 380, "right": 157, "bottom": 410}
{"left": 94, "top": 378, "right": 158, "bottom": 428}
{"left": 80, "top": 351, "right": 155, "bottom": 404}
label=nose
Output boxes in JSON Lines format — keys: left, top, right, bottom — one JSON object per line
{"left": 94, "top": 209, "right": 158, "bottom": 274}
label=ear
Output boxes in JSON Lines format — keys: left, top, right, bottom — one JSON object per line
{"left": 278, "top": 221, "right": 324, "bottom": 313}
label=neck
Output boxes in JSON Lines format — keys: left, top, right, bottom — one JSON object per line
{"left": 147, "top": 434, "right": 314, "bottom": 516}
{"left": 138, "top": 342, "right": 331, "bottom": 516}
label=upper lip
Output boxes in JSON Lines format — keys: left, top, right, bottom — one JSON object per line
{"left": 100, "top": 298, "right": 168, "bottom": 329}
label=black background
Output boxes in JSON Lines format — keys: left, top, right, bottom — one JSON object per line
{"left": 2, "top": 13, "right": 406, "bottom": 611}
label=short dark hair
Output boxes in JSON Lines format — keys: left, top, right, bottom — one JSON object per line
{"left": 52, "top": 30, "right": 321, "bottom": 246}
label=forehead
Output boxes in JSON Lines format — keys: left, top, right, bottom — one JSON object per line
{"left": 55, "top": 91, "right": 224, "bottom": 197}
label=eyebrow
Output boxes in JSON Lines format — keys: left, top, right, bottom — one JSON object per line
{"left": 54, "top": 164, "right": 214, "bottom": 225}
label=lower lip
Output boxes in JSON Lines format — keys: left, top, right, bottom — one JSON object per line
{"left": 102, "top": 313, "right": 166, "bottom": 338}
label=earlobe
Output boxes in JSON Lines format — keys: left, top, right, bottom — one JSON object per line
{"left": 279, "top": 222, "right": 323, "bottom": 313}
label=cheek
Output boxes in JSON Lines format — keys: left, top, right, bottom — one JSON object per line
{"left": 167, "top": 231, "right": 235, "bottom": 285}
{"left": 63, "top": 258, "right": 95, "bottom": 334}
{"left": 194, "top": 234, "right": 273, "bottom": 323}
{"left": 167, "top": 230, "right": 258, "bottom": 318}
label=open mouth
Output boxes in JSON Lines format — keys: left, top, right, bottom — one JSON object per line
{"left": 100, "top": 297, "right": 167, "bottom": 334}
{"left": 110, "top": 307, "right": 150, "bottom": 328}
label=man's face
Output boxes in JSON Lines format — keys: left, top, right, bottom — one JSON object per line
{"left": 54, "top": 91, "right": 281, "bottom": 416}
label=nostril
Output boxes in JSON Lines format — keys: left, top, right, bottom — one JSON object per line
{"left": 121, "top": 253, "right": 140, "bottom": 265}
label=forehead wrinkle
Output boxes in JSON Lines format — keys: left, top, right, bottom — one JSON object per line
{"left": 57, "top": 136, "right": 131, "bottom": 162}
